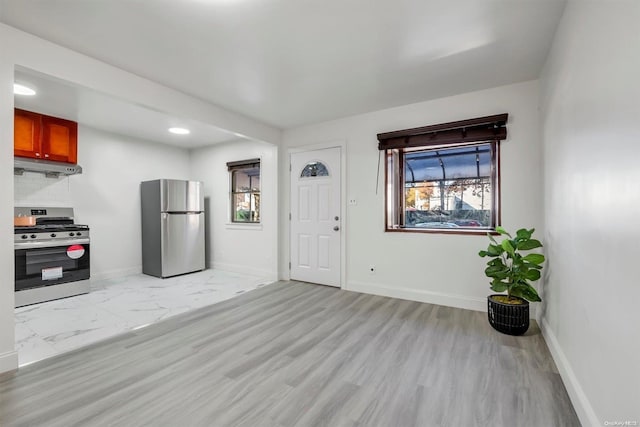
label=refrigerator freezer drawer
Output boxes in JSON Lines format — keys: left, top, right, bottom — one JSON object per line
{"left": 160, "top": 212, "right": 205, "bottom": 277}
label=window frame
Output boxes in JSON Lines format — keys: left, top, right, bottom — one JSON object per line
{"left": 384, "top": 141, "right": 500, "bottom": 235}
{"left": 227, "top": 158, "right": 261, "bottom": 224}
{"left": 378, "top": 114, "right": 507, "bottom": 235}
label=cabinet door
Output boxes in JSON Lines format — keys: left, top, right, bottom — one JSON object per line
{"left": 14, "top": 109, "right": 42, "bottom": 159}
{"left": 41, "top": 116, "right": 78, "bottom": 164}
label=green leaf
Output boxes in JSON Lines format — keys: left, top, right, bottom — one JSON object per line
{"left": 485, "top": 266, "right": 509, "bottom": 280}
{"left": 523, "top": 286, "right": 542, "bottom": 302}
{"left": 511, "top": 284, "right": 541, "bottom": 302}
{"left": 487, "top": 267, "right": 509, "bottom": 280}
{"left": 523, "top": 253, "right": 545, "bottom": 265}
{"left": 524, "top": 269, "right": 541, "bottom": 281}
{"left": 501, "top": 239, "right": 515, "bottom": 255}
{"left": 486, "top": 244, "right": 503, "bottom": 256}
{"left": 522, "top": 262, "right": 542, "bottom": 271}
{"left": 487, "top": 258, "right": 506, "bottom": 267}
{"left": 494, "top": 271, "right": 511, "bottom": 280}
{"left": 481, "top": 227, "right": 544, "bottom": 299}
{"left": 517, "top": 239, "right": 543, "bottom": 250}
{"left": 485, "top": 267, "right": 501, "bottom": 276}
{"left": 516, "top": 228, "right": 533, "bottom": 240}
{"left": 490, "top": 279, "right": 508, "bottom": 292}
{"left": 495, "top": 226, "right": 511, "bottom": 237}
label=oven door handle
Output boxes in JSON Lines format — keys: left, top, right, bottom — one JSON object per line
{"left": 14, "top": 238, "right": 90, "bottom": 249}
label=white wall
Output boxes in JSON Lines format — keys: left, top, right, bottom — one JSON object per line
{"left": 75, "top": 128, "right": 191, "bottom": 278}
{"left": 279, "top": 80, "right": 543, "bottom": 311}
{"left": 15, "top": 126, "right": 191, "bottom": 279}
{"left": 14, "top": 126, "right": 280, "bottom": 281}
{"left": 0, "top": 31, "right": 19, "bottom": 373}
{"left": 0, "top": 23, "right": 280, "bottom": 373}
{"left": 539, "top": 1, "right": 640, "bottom": 425}
{"left": 190, "top": 140, "right": 278, "bottom": 281}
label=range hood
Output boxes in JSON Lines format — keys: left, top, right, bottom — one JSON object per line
{"left": 14, "top": 157, "right": 83, "bottom": 178}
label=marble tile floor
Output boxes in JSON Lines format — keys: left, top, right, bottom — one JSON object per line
{"left": 14, "top": 269, "right": 273, "bottom": 367}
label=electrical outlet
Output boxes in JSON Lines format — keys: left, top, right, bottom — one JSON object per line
{"left": 369, "top": 265, "right": 376, "bottom": 274}
{"left": 349, "top": 199, "right": 357, "bottom": 205}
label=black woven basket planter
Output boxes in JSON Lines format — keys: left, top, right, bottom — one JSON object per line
{"left": 487, "top": 295, "right": 530, "bottom": 335}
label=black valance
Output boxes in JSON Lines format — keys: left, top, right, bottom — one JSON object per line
{"left": 377, "top": 113, "right": 508, "bottom": 150}
{"left": 226, "top": 158, "right": 260, "bottom": 171}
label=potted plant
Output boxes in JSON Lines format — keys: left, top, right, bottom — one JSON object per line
{"left": 478, "top": 226, "right": 545, "bottom": 335}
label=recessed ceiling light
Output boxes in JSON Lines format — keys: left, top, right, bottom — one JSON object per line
{"left": 14, "top": 83, "right": 36, "bottom": 96}
{"left": 168, "top": 127, "right": 190, "bottom": 135}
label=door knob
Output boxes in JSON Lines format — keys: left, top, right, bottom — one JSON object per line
{"left": 333, "top": 226, "right": 340, "bottom": 231}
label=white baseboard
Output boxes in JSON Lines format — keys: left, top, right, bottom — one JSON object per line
{"left": 90, "top": 266, "right": 141, "bottom": 281}
{"left": 91, "top": 264, "right": 277, "bottom": 283}
{"left": 346, "top": 280, "right": 487, "bottom": 312}
{"left": 539, "top": 317, "right": 600, "bottom": 427}
{"left": 0, "top": 350, "right": 18, "bottom": 374}
{"left": 211, "top": 261, "right": 278, "bottom": 283}
{"left": 346, "top": 281, "right": 539, "bottom": 318}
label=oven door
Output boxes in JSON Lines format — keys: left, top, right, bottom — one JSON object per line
{"left": 15, "top": 240, "right": 90, "bottom": 291}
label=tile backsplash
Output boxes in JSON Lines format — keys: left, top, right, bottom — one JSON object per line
{"left": 14, "top": 172, "right": 73, "bottom": 207}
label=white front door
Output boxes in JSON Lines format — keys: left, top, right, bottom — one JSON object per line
{"left": 290, "top": 147, "right": 341, "bottom": 287}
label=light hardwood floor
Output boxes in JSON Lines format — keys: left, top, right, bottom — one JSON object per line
{"left": 0, "top": 281, "right": 579, "bottom": 427}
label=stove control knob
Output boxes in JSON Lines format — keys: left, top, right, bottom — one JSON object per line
{"left": 76, "top": 232, "right": 82, "bottom": 236}
{"left": 30, "top": 234, "right": 36, "bottom": 239}
{"left": 50, "top": 233, "right": 57, "bottom": 238}
{"left": 69, "top": 232, "right": 75, "bottom": 237}
{"left": 21, "top": 235, "right": 28, "bottom": 239}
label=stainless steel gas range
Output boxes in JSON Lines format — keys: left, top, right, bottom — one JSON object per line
{"left": 14, "top": 207, "right": 91, "bottom": 308}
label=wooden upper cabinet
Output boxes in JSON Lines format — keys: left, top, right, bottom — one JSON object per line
{"left": 14, "top": 109, "right": 78, "bottom": 164}
{"left": 41, "top": 116, "right": 78, "bottom": 163}
{"left": 14, "top": 109, "right": 42, "bottom": 159}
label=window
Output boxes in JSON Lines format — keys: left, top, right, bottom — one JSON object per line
{"left": 378, "top": 114, "right": 507, "bottom": 233}
{"left": 227, "top": 158, "right": 260, "bottom": 223}
{"left": 300, "top": 161, "right": 329, "bottom": 177}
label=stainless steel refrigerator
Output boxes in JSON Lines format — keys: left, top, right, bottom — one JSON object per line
{"left": 141, "top": 179, "right": 205, "bottom": 278}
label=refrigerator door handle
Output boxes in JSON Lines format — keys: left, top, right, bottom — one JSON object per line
{"left": 164, "top": 211, "right": 203, "bottom": 215}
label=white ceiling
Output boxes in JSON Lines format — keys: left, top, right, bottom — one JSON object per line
{"left": 2, "top": 0, "right": 566, "bottom": 131}
{"left": 13, "top": 68, "right": 242, "bottom": 149}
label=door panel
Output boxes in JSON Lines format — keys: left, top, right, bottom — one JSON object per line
{"left": 290, "top": 147, "right": 341, "bottom": 287}
{"left": 298, "top": 234, "right": 311, "bottom": 267}
{"left": 298, "top": 186, "right": 311, "bottom": 221}
{"left": 318, "top": 184, "right": 331, "bottom": 220}
{"left": 318, "top": 236, "right": 330, "bottom": 269}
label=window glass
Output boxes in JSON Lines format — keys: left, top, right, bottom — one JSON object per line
{"left": 232, "top": 192, "right": 260, "bottom": 222}
{"left": 230, "top": 163, "right": 260, "bottom": 223}
{"left": 387, "top": 142, "right": 497, "bottom": 231}
{"left": 232, "top": 167, "right": 260, "bottom": 192}
{"left": 300, "top": 161, "right": 329, "bottom": 178}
